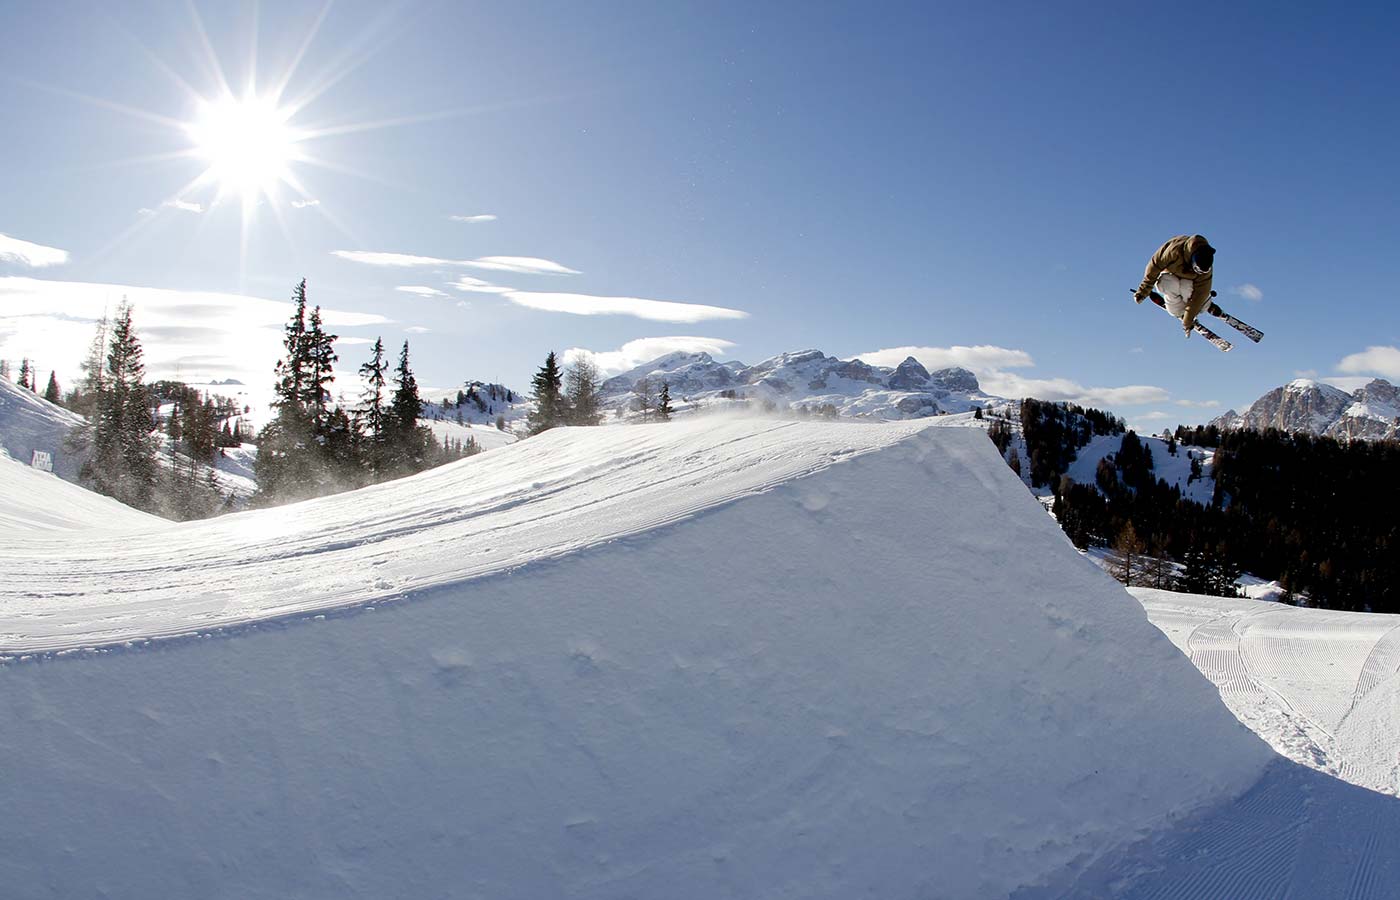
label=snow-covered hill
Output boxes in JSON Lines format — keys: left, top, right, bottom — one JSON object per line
{"left": 598, "top": 349, "right": 1000, "bottom": 419}
{"left": 1066, "top": 431, "right": 1217, "bottom": 505}
{"left": 0, "top": 374, "right": 86, "bottom": 479}
{"left": 0, "top": 451, "right": 166, "bottom": 533}
{"left": 1213, "top": 377, "right": 1400, "bottom": 441}
{"left": 9, "top": 417, "right": 1366, "bottom": 898}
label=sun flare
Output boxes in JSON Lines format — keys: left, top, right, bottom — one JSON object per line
{"left": 187, "top": 95, "right": 303, "bottom": 201}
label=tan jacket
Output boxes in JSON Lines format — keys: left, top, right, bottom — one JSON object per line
{"left": 1136, "top": 234, "right": 1214, "bottom": 326}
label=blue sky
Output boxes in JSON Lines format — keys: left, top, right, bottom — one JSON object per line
{"left": 2, "top": 0, "right": 1398, "bottom": 427}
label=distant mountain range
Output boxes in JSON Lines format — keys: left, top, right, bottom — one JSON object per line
{"left": 1211, "top": 378, "right": 1400, "bottom": 441}
{"left": 598, "top": 349, "right": 1000, "bottom": 419}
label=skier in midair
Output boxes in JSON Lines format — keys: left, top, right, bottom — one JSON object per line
{"left": 1133, "top": 234, "right": 1215, "bottom": 336}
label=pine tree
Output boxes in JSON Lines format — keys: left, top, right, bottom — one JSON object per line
{"left": 257, "top": 280, "right": 320, "bottom": 504}
{"left": 527, "top": 351, "right": 565, "bottom": 435}
{"left": 43, "top": 371, "right": 60, "bottom": 404}
{"left": 656, "top": 381, "right": 673, "bottom": 422}
{"left": 84, "top": 301, "right": 156, "bottom": 509}
{"left": 68, "top": 315, "right": 109, "bottom": 417}
{"left": 303, "top": 305, "right": 338, "bottom": 437}
{"left": 357, "top": 337, "right": 388, "bottom": 474}
{"left": 387, "top": 340, "right": 431, "bottom": 474}
{"left": 19, "top": 358, "right": 33, "bottom": 391}
{"left": 564, "top": 357, "right": 602, "bottom": 426}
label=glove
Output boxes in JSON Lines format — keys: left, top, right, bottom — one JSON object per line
{"left": 1133, "top": 288, "right": 1149, "bottom": 304}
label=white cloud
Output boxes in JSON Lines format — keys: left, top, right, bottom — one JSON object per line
{"left": 291, "top": 198, "right": 320, "bottom": 209}
{"left": 464, "top": 256, "right": 580, "bottom": 276}
{"left": 333, "top": 250, "right": 453, "bottom": 267}
{"left": 450, "top": 275, "right": 512, "bottom": 294}
{"left": 1135, "top": 411, "right": 1171, "bottom": 421}
{"left": 162, "top": 199, "right": 204, "bottom": 214}
{"left": 0, "top": 276, "right": 388, "bottom": 395}
{"left": 1337, "top": 345, "right": 1400, "bottom": 380}
{"left": 563, "top": 337, "right": 738, "bottom": 376}
{"left": 1322, "top": 376, "right": 1375, "bottom": 393}
{"left": 395, "top": 285, "right": 447, "bottom": 298}
{"left": 847, "top": 345, "right": 1034, "bottom": 372}
{"left": 0, "top": 233, "right": 69, "bottom": 268}
{"left": 981, "top": 373, "right": 1169, "bottom": 407}
{"left": 404, "top": 326, "right": 430, "bottom": 334}
{"left": 1173, "top": 399, "right": 1221, "bottom": 408}
{"left": 1232, "top": 283, "right": 1263, "bottom": 301}
{"left": 333, "top": 250, "right": 579, "bottom": 276}
{"left": 503, "top": 291, "right": 747, "bottom": 324}
{"left": 450, "top": 214, "right": 496, "bottom": 223}
{"left": 1293, "top": 368, "right": 1318, "bottom": 378}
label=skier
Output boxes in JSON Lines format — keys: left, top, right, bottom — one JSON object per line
{"left": 1132, "top": 234, "right": 1215, "bottom": 336}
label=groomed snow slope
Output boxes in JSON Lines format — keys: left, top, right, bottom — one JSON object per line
{"left": 1136, "top": 587, "right": 1400, "bottom": 797}
{"left": 2, "top": 420, "right": 1395, "bottom": 898}
{"left": 0, "top": 451, "right": 166, "bottom": 533}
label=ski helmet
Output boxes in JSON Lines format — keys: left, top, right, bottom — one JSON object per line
{"left": 1191, "top": 245, "right": 1214, "bottom": 275}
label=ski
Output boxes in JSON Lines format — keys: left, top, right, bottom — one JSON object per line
{"left": 1139, "top": 290, "right": 1233, "bottom": 352}
{"left": 1206, "top": 299, "right": 1264, "bottom": 343}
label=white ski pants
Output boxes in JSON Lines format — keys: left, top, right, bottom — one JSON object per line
{"left": 1154, "top": 272, "right": 1194, "bottom": 320}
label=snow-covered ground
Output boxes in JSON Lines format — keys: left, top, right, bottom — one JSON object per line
{"left": 0, "top": 451, "right": 167, "bottom": 533}
{"left": 5, "top": 418, "right": 1400, "bottom": 897}
{"left": 1135, "top": 587, "right": 1400, "bottom": 797}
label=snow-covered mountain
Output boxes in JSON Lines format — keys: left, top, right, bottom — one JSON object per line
{"left": 598, "top": 349, "right": 1000, "bottom": 419}
{"left": 1212, "top": 377, "right": 1400, "bottom": 440}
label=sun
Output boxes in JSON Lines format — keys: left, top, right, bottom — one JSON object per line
{"left": 186, "top": 94, "right": 304, "bottom": 202}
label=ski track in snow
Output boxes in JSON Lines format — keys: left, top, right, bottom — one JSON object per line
{"left": 1, "top": 418, "right": 932, "bottom": 656}
{"left": 1135, "top": 587, "right": 1400, "bottom": 797}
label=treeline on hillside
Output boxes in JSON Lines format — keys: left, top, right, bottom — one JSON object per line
{"left": 521, "top": 351, "right": 675, "bottom": 434}
{"left": 253, "top": 280, "right": 479, "bottom": 506}
{"left": 1011, "top": 399, "right": 1400, "bottom": 612}
{"left": 61, "top": 302, "right": 235, "bottom": 519}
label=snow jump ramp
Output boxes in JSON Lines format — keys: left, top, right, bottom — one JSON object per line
{"left": 2, "top": 419, "right": 1397, "bottom": 898}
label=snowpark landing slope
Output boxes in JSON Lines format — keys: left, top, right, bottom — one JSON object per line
{"left": 1, "top": 419, "right": 1394, "bottom": 898}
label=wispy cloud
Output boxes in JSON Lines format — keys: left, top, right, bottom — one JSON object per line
{"left": 395, "top": 285, "right": 447, "bottom": 298}
{"left": 464, "top": 256, "right": 580, "bottom": 276}
{"left": 162, "top": 199, "right": 205, "bottom": 214}
{"left": 0, "top": 233, "right": 69, "bottom": 268}
{"left": 504, "top": 290, "right": 747, "bottom": 323}
{"left": 1173, "top": 399, "right": 1221, "bottom": 408}
{"left": 332, "top": 249, "right": 580, "bottom": 276}
{"left": 450, "top": 275, "right": 511, "bottom": 294}
{"left": 848, "top": 343, "right": 1167, "bottom": 406}
{"left": 1232, "top": 283, "right": 1263, "bottom": 301}
{"left": 1135, "top": 411, "right": 1171, "bottom": 422}
{"left": 405, "top": 326, "right": 430, "bottom": 334}
{"left": 450, "top": 214, "right": 496, "bottom": 223}
{"left": 1337, "top": 345, "right": 1400, "bottom": 380}
{"left": 291, "top": 198, "right": 321, "bottom": 209}
{"left": 563, "top": 336, "right": 738, "bottom": 376}
{"left": 333, "top": 250, "right": 453, "bottom": 267}
{"left": 1294, "top": 369, "right": 1318, "bottom": 378}
{"left": 0, "top": 276, "right": 387, "bottom": 395}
